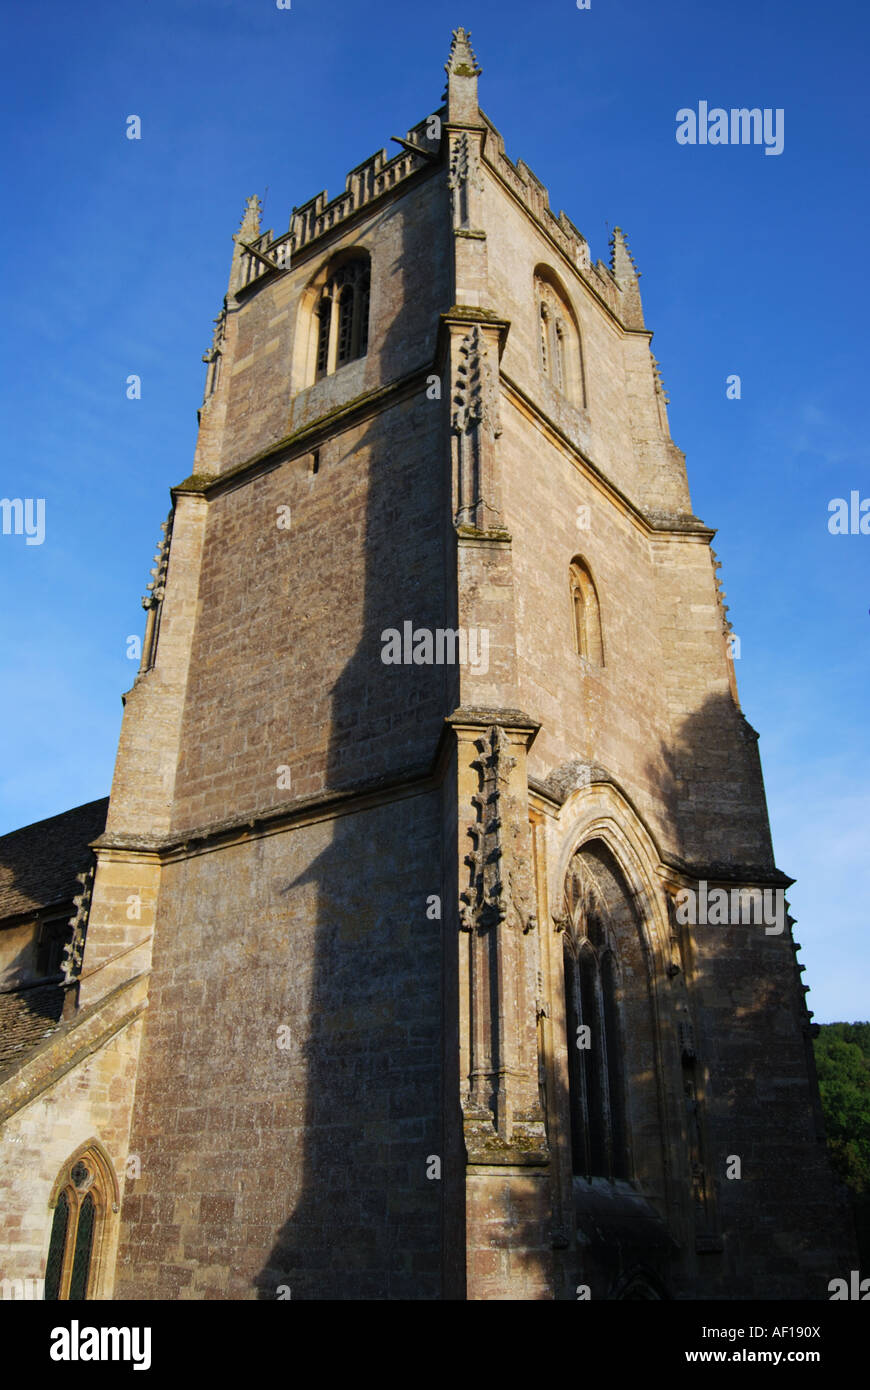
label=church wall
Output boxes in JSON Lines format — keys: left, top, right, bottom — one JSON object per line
{"left": 500, "top": 399, "right": 847, "bottom": 1292}
{"left": 481, "top": 170, "right": 629, "bottom": 493}
{"left": 479, "top": 164, "right": 691, "bottom": 518}
{"left": 204, "top": 171, "right": 448, "bottom": 478}
{"left": 4, "top": 32, "right": 854, "bottom": 1306}
{"left": 103, "top": 492, "right": 209, "bottom": 844}
{"left": 170, "top": 391, "right": 449, "bottom": 836}
{"left": 113, "top": 792, "right": 445, "bottom": 1300}
{"left": 503, "top": 411, "right": 671, "bottom": 830}
{"left": 0, "top": 1019, "right": 138, "bottom": 1299}
{"left": 531, "top": 783, "right": 856, "bottom": 1299}
{"left": 477, "top": 160, "right": 852, "bottom": 1297}
{"left": 501, "top": 400, "right": 775, "bottom": 872}
{"left": 688, "top": 915, "right": 853, "bottom": 1297}
{"left": 647, "top": 536, "right": 776, "bottom": 868}
{"left": 472, "top": 160, "right": 775, "bottom": 873}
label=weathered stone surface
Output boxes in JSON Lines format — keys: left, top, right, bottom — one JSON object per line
{"left": 0, "top": 28, "right": 854, "bottom": 1304}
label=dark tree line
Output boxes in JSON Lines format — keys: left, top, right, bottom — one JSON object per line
{"left": 814, "top": 1021, "right": 870, "bottom": 1264}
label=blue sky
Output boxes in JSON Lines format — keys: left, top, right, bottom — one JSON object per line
{"left": 0, "top": 0, "right": 867, "bottom": 1021}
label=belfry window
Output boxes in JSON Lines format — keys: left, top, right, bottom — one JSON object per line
{"left": 535, "top": 269, "right": 586, "bottom": 408}
{"left": 314, "top": 256, "right": 370, "bottom": 379}
{"left": 44, "top": 1145, "right": 118, "bottom": 1300}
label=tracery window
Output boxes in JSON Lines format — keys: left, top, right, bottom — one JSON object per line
{"left": 535, "top": 269, "right": 586, "bottom": 407}
{"left": 570, "top": 557, "right": 604, "bottom": 666}
{"left": 560, "top": 847, "right": 630, "bottom": 1182}
{"left": 44, "top": 1144, "right": 118, "bottom": 1300}
{"left": 314, "top": 256, "right": 370, "bottom": 379}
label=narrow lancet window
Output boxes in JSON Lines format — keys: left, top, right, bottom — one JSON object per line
{"left": 570, "top": 557, "right": 604, "bottom": 666}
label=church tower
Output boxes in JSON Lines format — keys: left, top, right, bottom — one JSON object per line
{"left": 2, "top": 29, "right": 853, "bottom": 1302}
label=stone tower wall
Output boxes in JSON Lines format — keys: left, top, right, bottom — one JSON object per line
{"left": 113, "top": 796, "right": 445, "bottom": 1301}
{"left": 40, "top": 30, "right": 855, "bottom": 1303}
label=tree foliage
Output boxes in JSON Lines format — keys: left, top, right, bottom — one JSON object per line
{"left": 814, "top": 1022, "right": 870, "bottom": 1263}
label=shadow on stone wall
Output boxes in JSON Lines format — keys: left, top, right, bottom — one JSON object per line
{"left": 253, "top": 174, "right": 455, "bottom": 1300}
{"left": 638, "top": 690, "right": 858, "bottom": 1297}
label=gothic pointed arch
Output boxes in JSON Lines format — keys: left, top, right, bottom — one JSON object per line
{"left": 548, "top": 777, "right": 720, "bottom": 1259}
{"left": 44, "top": 1139, "right": 119, "bottom": 1301}
{"left": 550, "top": 773, "right": 672, "bottom": 968}
{"left": 559, "top": 839, "right": 635, "bottom": 1181}
{"left": 534, "top": 265, "right": 587, "bottom": 408}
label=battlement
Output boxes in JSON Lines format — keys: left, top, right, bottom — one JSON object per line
{"left": 479, "top": 112, "right": 624, "bottom": 320}
{"left": 233, "top": 115, "right": 440, "bottom": 293}
{"left": 232, "top": 88, "right": 632, "bottom": 334}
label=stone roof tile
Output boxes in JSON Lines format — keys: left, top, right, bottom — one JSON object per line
{"left": 0, "top": 981, "right": 65, "bottom": 1071}
{"left": 0, "top": 798, "right": 109, "bottom": 922}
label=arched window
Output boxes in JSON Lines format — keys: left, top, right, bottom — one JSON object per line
{"left": 560, "top": 846, "right": 632, "bottom": 1182}
{"left": 570, "top": 557, "right": 604, "bottom": 665}
{"left": 535, "top": 268, "right": 586, "bottom": 407}
{"left": 313, "top": 255, "right": 370, "bottom": 380}
{"left": 44, "top": 1143, "right": 118, "bottom": 1300}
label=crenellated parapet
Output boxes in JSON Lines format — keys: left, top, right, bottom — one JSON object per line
{"left": 232, "top": 116, "right": 442, "bottom": 295}
{"left": 478, "top": 114, "right": 632, "bottom": 323}
{"left": 231, "top": 221, "right": 290, "bottom": 293}
{"left": 228, "top": 87, "right": 635, "bottom": 335}
{"left": 290, "top": 117, "right": 439, "bottom": 252}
